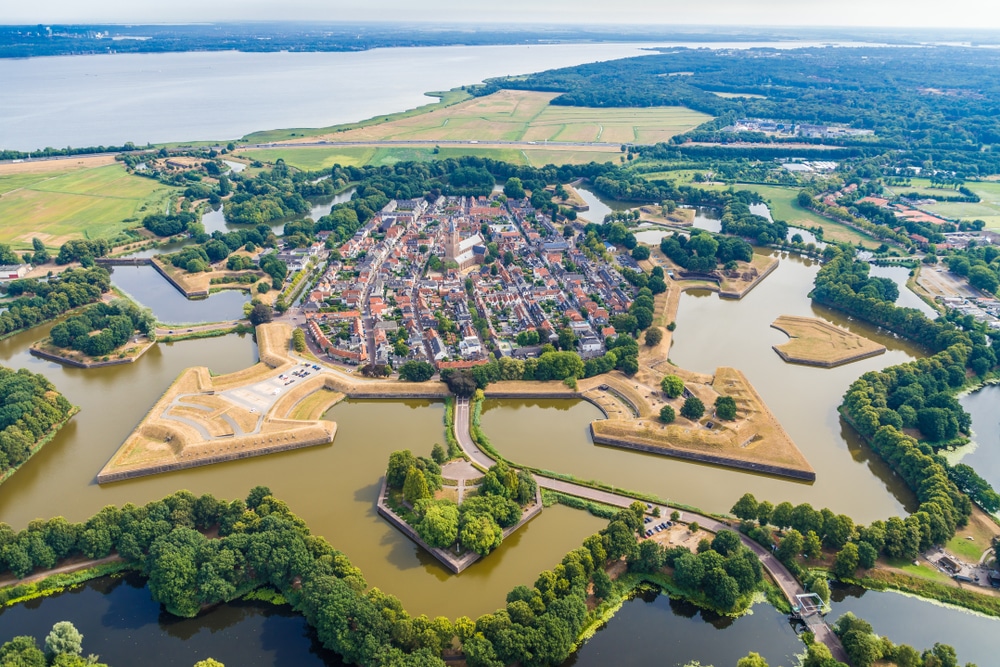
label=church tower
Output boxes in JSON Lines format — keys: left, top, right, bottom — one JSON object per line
{"left": 446, "top": 218, "right": 461, "bottom": 260}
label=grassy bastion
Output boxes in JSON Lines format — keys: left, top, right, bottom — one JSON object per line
{"left": 771, "top": 314, "right": 886, "bottom": 368}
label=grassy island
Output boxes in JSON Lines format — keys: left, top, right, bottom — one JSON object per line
{"left": 770, "top": 314, "right": 887, "bottom": 368}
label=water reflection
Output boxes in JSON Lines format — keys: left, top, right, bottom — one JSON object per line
{"left": 829, "top": 583, "right": 999, "bottom": 667}
{"left": 564, "top": 590, "right": 803, "bottom": 667}
{"left": 0, "top": 572, "right": 345, "bottom": 667}
{"left": 109, "top": 265, "right": 250, "bottom": 324}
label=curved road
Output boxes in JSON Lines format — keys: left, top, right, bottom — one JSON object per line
{"left": 453, "top": 398, "right": 848, "bottom": 662}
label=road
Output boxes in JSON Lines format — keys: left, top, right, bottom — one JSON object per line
{"left": 452, "top": 398, "right": 848, "bottom": 663}
{"left": 155, "top": 320, "right": 244, "bottom": 337}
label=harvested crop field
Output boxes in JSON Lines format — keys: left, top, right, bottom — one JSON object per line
{"left": 294, "top": 90, "right": 710, "bottom": 145}
{"left": 771, "top": 315, "right": 886, "bottom": 368}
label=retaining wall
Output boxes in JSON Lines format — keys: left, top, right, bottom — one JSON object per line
{"left": 719, "top": 258, "right": 780, "bottom": 299}
{"left": 96, "top": 428, "right": 334, "bottom": 484}
{"left": 771, "top": 345, "right": 886, "bottom": 369}
{"left": 375, "top": 477, "right": 543, "bottom": 574}
{"left": 590, "top": 427, "right": 816, "bottom": 482}
{"left": 29, "top": 342, "right": 154, "bottom": 369}
{"left": 150, "top": 259, "right": 210, "bottom": 298}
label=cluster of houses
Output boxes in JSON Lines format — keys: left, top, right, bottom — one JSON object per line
{"left": 300, "top": 193, "right": 634, "bottom": 370}
{"left": 723, "top": 118, "right": 874, "bottom": 139}
{"left": 939, "top": 295, "right": 1000, "bottom": 330}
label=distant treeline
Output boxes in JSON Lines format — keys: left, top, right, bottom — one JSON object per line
{"left": 479, "top": 46, "right": 1000, "bottom": 173}
{"left": 0, "top": 24, "right": 867, "bottom": 59}
{"left": 0, "top": 142, "right": 151, "bottom": 161}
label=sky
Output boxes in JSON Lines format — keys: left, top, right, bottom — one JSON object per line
{"left": 3, "top": 0, "right": 1000, "bottom": 29}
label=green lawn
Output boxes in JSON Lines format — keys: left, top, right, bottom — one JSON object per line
{"left": 884, "top": 558, "right": 955, "bottom": 584}
{"left": 240, "top": 147, "right": 377, "bottom": 170}
{"left": 921, "top": 181, "right": 1000, "bottom": 229}
{"left": 685, "top": 182, "right": 881, "bottom": 248}
{"left": 883, "top": 177, "right": 968, "bottom": 199}
{"left": 0, "top": 164, "right": 175, "bottom": 249}
{"left": 239, "top": 144, "right": 620, "bottom": 171}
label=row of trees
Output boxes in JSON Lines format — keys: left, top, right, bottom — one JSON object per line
{"left": 0, "top": 489, "right": 636, "bottom": 667}
{"left": 818, "top": 249, "right": 1000, "bottom": 518}
{"left": 0, "top": 267, "right": 111, "bottom": 337}
{"left": 438, "top": 335, "right": 641, "bottom": 396}
{"left": 0, "top": 366, "right": 75, "bottom": 481}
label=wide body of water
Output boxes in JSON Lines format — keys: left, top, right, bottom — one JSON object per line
{"left": 2, "top": 39, "right": 996, "bottom": 664}
{"left": 1, "top": 240, "right": 995, "bottom": 662}
{"left": 0, "top": 40, "right": 903, "bottom": 152}
{"left": 1, "top": 44, "right": 657, "bottom": 151}
{"left": 483, "top": 250, "right": 923, "bottom": 523}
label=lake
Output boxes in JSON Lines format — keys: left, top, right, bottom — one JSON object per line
{"left": 1, "top": 44, "right": 661, "bottom": 151}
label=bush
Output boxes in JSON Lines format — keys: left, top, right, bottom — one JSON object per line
{"left": 659, "top": 405, "right": 675, "bottom": 423}
{"left": 715, "top": 395, "right": 737, "bottom": 420}
{"left": 660, "top": 374, "right": 684, "bottom": 398}
{"left": 681, "top": 396, "right": 705, "bottom": 420}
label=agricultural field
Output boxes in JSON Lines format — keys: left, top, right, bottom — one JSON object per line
{"left": 0, "top": 161, "right": 175, "bottom": 248}
{"left": 240, "top": 144, "right": 621, "bottom": 171}
{"left": 241, "top": 147, "right": 377, "bottom": 170}
{"left": 292, "top": 90, "right": 711, "bottom": 145}
{"left": 242, "top": 88, "right": 473, "bottom": 144}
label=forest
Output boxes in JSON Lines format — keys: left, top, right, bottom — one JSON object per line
{"left": 0, "top": 365, "right": 75, "bottom": 479}
{"left": 47, "top": 299, "right": 156, "bottom": 358}
{"left": 479, "top": 46, "right": 1000, "bottom": 174}
{"left": 0, "top": 267, "right": 111, "bottom": 338}
{"left": 813, "top": 247, "right": 1000, "bottom": 515}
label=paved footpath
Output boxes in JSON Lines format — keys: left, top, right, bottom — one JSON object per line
{"left": 453, "top": 398, "right": 848, "bottom": 663}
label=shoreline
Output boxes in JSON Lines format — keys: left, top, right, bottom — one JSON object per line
{"left": 0, "top": 406, "right": 80, "bottom": 488}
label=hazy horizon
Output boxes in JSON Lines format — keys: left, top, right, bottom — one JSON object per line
{"left": 4, "top": 1, "right": 1000, "bottom": 30}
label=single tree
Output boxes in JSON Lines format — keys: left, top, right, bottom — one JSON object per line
{"left": 644, "top": 327, "right": 663, "bottom": 347}
{"left": 44, "top": 621, "right": 83, "bottom": 658}
{"left": 659, "top": 405, "right": 676, "bottom": 423}
{"left": 660, "top": 374, "right": 684, "bottom": 398}
{"left": 731, "top": 493, "right": 759, "bottom": 522}
{"left": 715, "top": 395, "right": 737, "bottom": 421}
{"left": 403, "top": 466, "right": 431, "bottom": 505}
{"left": 681, "top": 396, "right": 705, "bottom": 420}
{"left": 248, "top": 303, "right": 273, "bottom": 326}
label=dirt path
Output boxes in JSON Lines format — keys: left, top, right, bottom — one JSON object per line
{"left": 0, "top": 554, "right": 123, "bottom": 589}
